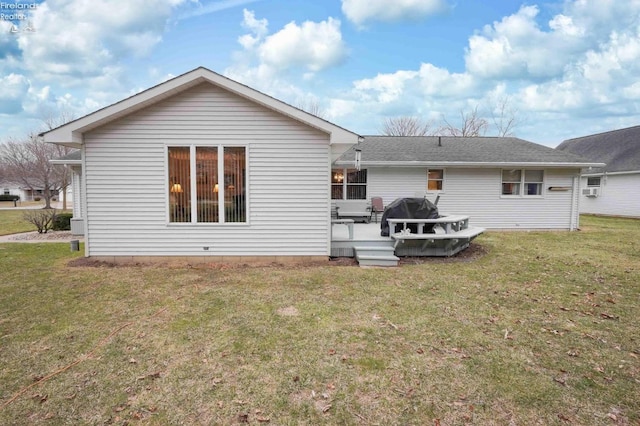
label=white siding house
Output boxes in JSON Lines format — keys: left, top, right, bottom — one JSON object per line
{"left": 43, "top": 67, "right": 359, "bottom": 262}
{"left": 365, "top": 167, "right": 580, "bottom": 229}
{"left": 334, "top": 136, "right": 603, "bottom": 231}
{"left": 578, "top": 172, "right": 640, "bottom": 217}
{"left": 43, "top": 67, "right": 607, "bottom": 263}
{"left": 557, "top": 125, "right": 640, "bottom": 218}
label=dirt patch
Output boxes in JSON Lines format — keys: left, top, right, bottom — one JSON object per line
{"left": 66, "top": 243, "right": 487, "bottom": 269}
{"left": 276, "top": 306, "right": 300, "bottom": 317}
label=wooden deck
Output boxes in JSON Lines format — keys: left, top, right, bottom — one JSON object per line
{"left": 331, "top": 216, "right": 485, "bottom": 258}
{"left": 331, "top": 222, "right": 392, "bottom": 257}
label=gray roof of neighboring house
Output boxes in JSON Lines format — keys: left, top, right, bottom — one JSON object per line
{"left": 556, "top": 125, "right": 640, "bottom": 174}
{"left": 334, "top": 136, "right": 601, "bottom": 167}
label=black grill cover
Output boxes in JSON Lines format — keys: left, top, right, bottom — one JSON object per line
{"left": 380, "top": 198, "right": 439, "bottom": 236}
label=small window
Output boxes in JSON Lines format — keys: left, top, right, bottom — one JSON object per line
{"left": 502, "top": 169, "right": 544, "bottom": 196}
{"left": 427, "top": 169, "right": 444, "bottom": 192}
{"left": 587, "top": 177, "right": 601, "bottom": 187}
{"left": 3, "top": 189, "right": 9, "bottom": 195}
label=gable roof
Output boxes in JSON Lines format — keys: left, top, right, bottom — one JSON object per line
{"left": 334, "top": 136, "right": 604, "bottom": 168}
{"left": 42, "top": 67, "right": 359, "bottom": 147}
{"left": 556, "top": 125, "right": 640, "bottom": 174}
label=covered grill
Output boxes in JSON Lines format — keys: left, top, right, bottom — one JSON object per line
{"left": 380, "top": 197, "right": 439, "bottom": 236}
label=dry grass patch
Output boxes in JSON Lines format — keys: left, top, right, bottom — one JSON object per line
{"left": 0, "top": 215, "right": 639, "bottom": 425}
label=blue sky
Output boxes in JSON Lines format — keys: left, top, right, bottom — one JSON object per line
{"left": 1, "top": 0, "right": 640, "bottom": 146}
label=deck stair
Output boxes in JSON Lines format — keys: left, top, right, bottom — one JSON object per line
{"left": 354, "top": 243, "right": 399, "bottom": 267}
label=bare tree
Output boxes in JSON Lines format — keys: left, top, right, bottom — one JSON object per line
{"left": 0, "top": 134, "right": 73, "bottom": 209}
{"left": 488, "top": 95, "right": 521, "bottom": 137}
{"left": 295, "top": 97, "right": 326, "bottom": 119}
{"left": 40, "top": 110, "right": 75, "bottom": 210}
{"left": 438, "top": 105, "right": 489, "bottom": 137}
{"left": 40, "top": 107, "right": 76, "bottom": 133}
{"left": 23, "top": 209, "right": 58, "bottom": 233}
{"left": 381, "top": 116, "right": 435, "bottom": 136}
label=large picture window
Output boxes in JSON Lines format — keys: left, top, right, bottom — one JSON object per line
{"left": 331, "top": 168, "right": 367, "bottom": 200}
{"left": 168, "top": 145, "right": 246, "bottom": 223}
{"left": 502, "top": 169, "right": 544, "bottom": 196}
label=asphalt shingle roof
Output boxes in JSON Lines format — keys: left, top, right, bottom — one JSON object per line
{"left": 556, "top": 125, "right": 640, "bottom": 173}
{"left": 335, "top": 136, "right": 595, "bottom": 166}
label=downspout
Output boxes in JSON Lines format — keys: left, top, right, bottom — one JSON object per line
{"left": 570, "top": 175, "right": 579, "bottom": 231}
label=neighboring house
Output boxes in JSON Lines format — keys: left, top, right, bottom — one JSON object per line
{"left": 0, "top": 182, "right": 23, "bottom": 199}
{"left": 0, "top": 181, "right": 71, "bottom": 203}
{"left": 42, "top": 67, "right": 602, "bottom": 263}
{"left": 556, "top": 125, "right": 640, "bottom": 218}
{"left": 333, "top": 136, "right": 603, "bottom": 230}
{"left": 43, "top": 67, "right": 359, "bottom": 261}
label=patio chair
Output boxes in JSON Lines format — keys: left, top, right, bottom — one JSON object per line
{"left": 370, "top": 197, "right": 384, "bottom": 223}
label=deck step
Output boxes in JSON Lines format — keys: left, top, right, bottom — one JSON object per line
{"left": 356, "top": 254, "right": 400, "bottom": 267}
{"left": 354, "top": 245, "right": 395, "bottom": 254}
{"left": 354, "top": 245, "right": 399, "bottom": 267}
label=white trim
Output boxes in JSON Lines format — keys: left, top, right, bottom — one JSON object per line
{"left": 583, "top": 170, "right": 640, "bottom": 177}
{"left": 335, "top": 160, "right": 606, "bottom": 168}
{"left": 81, "top": 144, "right": 90, "bottom": 256}
{"left": 570, "top": 175, "right": 579, "bottom": 231}
{"left": 49, "top": 159, "right": 82, "bottom": 165}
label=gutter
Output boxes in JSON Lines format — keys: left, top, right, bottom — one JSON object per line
{"left": 49, "top": 159, "right": 82, "bottom": 165}
{"left": 333, "top": 161, "right": 607, "bottom": 168}
{"left": 582, "top": 170, "right": 640, "bottom": 177}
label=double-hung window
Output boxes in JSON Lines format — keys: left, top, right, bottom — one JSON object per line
{"left": 502, "top": 169, "right": 544, "bottom": 196}
{"left": 331, "top": 168, "right": 367, "bottom": 200}
{"left": 168, "top": 145, "right": 246, "bottom": 223}
{"left": 427, "top": 169, "right": 444, "bottom": 192}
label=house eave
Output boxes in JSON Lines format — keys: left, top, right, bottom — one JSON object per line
{"left": 333, "top": 161, "right": 607, "bottom": 168}
{"left": 41, "top": 67, "right": 360, "bottom": 146}
{"left": 582, "top": 169, "right": 640, "bottom": 177}
{"left": 49, "top": 159, "right": 82, "bottom": 166}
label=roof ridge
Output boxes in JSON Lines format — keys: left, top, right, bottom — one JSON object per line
{"left": 563, "top": 124, "right": 640, "bottom": 142}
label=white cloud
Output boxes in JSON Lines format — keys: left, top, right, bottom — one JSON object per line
{"left": 350, "top": 63, "right": 475, "bottom": 107}
{"left": 341, "top": 0, "right": 449, "bottom": 26}
{"left": 353, "top": 70, "right": 419, "bottom": 103}
{"left": 465, "top": 5, "right": 588, "bottom": 80}
{"left": 324, "top": 0, "right": 640, "bottom": 144}
{"left": 0, "top": 74, "right": 30, "bottom": 114}
{"left": 13, "top": 0, "right": 188, "bottom": 86}
{"left": 257, "top": 17, "right": 346, "bottom": 72}
{"left": 238, "top": 8, "right": 268, "bottom": 49}
{"left": 226, "top": 9, "right": 347, "bottom": 103}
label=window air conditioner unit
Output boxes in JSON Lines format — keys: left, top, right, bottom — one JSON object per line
{"left": 582, "top": 187, "right": 599, "bottom": 197}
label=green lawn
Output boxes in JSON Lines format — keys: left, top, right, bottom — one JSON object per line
{"left": 0, "top": 209, "right": 38, "bottom": 235}
{"left": 0, "top": 215, "right": 638, "bottom": 425}
{"left": 0, "top": 208, "right": 73, "bottom": 236}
